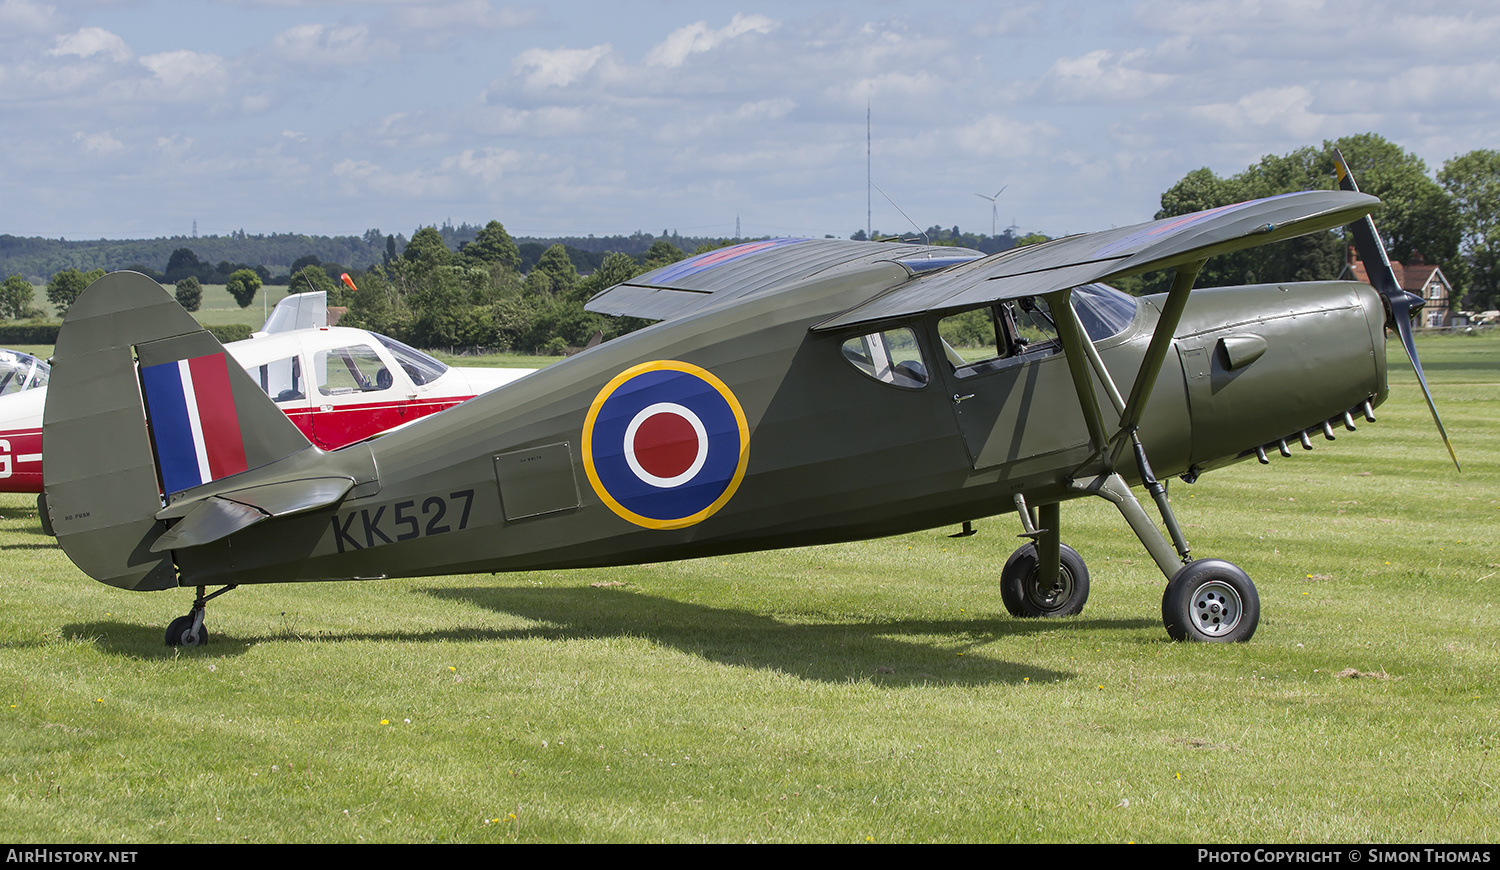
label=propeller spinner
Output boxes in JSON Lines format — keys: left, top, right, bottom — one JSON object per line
{"left": 1333, "top": 149, "right": 1460, "bottom": 471}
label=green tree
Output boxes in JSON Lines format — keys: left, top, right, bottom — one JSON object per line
{"left": 175, "top": 276, "right": 202, "bottom": 312}
{"left": 1317, "top": 134, "right": 1459, "bottom": 270}
{"left": 226, "top": 268, "right": 262, "bottom": 308}
{"left": 531, "top": 244, "right": 577, "bottom": 295}
{"left": 287, "top": 264, "right": 346, "bottom": 304}
{"left": 1, "top": 275, "right": 36, "bottom": 320}
{"left": 1439, "top": 149, "right": 1500, "bottom": 310}
{"left": 642, "top": 239, "right": 685, "bottom": 270}
{"left": 460, "top": 220, "right": 521, "bottom": 271}
{"left": 1150, "top": 135, "right": 1459, "bottom": 294}
{"left": 568, "top": 251, "right": 642, "bottom": 304}
{"left": 403, "top": 227, "right": 452, "bottom": 273}
{"left": 46, "top": 268, "right": 103, "bottom": 317}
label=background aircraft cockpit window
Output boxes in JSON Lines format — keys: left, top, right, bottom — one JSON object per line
{"left": 1071, "top": 283, "right": 1139, "bottom": 341}
{"left": 0, "top": 351, "right": 49, "bottom": 396}
{"left": 316, "top": 345, "right": 391, "bottom": 396}
{"left": 245, "top": 355, "right": 303, "bottom": 403}
{"left": 840, "top": 327, "right": 929, "bottom": 388}
{"left": 374, "top": 334, "right": 448, "bottom": 386}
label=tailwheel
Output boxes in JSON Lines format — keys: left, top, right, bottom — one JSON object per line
{"left": 1000, "top": 543, "right": 1090, "bottom": 618}
{"left": 163, "top": 585, "right": 235, "bottom": 647}
{"left": 165, "top": 609, "right": 207, "bottom": 647}
{"left": 1162, "top": 559, "right": 1260, "bottom": 643}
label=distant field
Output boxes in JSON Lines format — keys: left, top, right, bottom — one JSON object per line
{"left": 10, "top": 279, "right": 564, "bottom": 366}
{"left": 0, "top": 333, "right": 1495, "bottom": 842}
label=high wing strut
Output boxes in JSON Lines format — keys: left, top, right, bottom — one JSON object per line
{"left": 1047, "top": 260, "right": 1207, "bottom": 575}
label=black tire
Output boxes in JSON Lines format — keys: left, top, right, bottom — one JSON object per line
{"left": 1161, "top": 559, "right": 1259, "bottom": 643}
{"left": 165, "top": 613, "right": 208, "bottom": 647}
{"left": 1000, "top": 543, "right": 1090, "bottom": 618}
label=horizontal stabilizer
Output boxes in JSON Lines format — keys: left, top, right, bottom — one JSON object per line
{"left": 151, "top": 476, "right": 355, "bottom": 551}
{"left": 150, "top": 497, "right": 266, "bottom": 552}
{"left": 814, "top": 190, "right": 1379, "bottom": 331}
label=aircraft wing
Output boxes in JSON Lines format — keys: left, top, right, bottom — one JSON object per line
{"left": 813, "top": 190, "right": 1379, "bottom": 332}
{"left": 585, "top": 238, "right": 981, "bottom": 322}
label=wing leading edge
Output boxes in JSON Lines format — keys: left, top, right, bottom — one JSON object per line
{"left": 812, "top": 189, "right": 1379, "bottom": 332}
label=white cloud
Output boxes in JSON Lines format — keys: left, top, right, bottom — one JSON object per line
{"left": 138, "top": 50, "right": 230, "bottom": 101}
{"left": 1042, "top": 48, "right": 1174, "bottom": 102}
{"left": 511, "top": 44, "right": 613, "bottom": 89}
{"left": 391, "top": 1, "right": 543, "bottom": 34}
{"left": 73, "top": 130, "right": 123, "bottom": 155}
{"left": 1189, "top": 85, "right": 1324, "bottom": 139}
{"left": 443, "top": 147, "right": 523, "bottom": 184}
{"left": 473, "top": 104, "right": 594, "bottom": 136}
{"left": 0, "top": 0, "right": 61, "bottom": 34}
{"left": 48, "top": 27, "right": 132, "bottom": 63}
{"left": 948, "top": 115, "right": 1060, "bottom": 159}
{"left": 271, "top": 23, "right": 398, "bottom": 67}
{"left": 644, "top": 13, "right": 778, "bottom": 68}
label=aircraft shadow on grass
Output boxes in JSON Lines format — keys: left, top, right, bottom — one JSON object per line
{"left": 66, "top": 585, "right": 1157, "bottom": 682}
{"left": 420, "top": 583, "right": 1160, "bottom": 685}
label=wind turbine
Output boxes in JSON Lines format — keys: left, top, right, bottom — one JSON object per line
{"left": 975, "top": 185, "right": 1008, "bottom": 237}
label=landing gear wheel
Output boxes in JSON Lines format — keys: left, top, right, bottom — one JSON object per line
{"left": 165, "top": 611, "right": 208, "bottom": 647}
{"left": 1162, "top": 559, "right": 1259, "bottom": 643}
{"left": 1000, "top": 543, "right": 1090, "bottom": 618}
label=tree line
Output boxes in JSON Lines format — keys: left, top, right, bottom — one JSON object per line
{"left": 6, "top": 132, "right": 1498, "bottom": 346}
{"left": 1124, "top": 134, "right": 1500, "bottom": 311}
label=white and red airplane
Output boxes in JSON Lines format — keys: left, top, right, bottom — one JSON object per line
{"left": 0, "top": 291, "right": 533, "bottom": 494}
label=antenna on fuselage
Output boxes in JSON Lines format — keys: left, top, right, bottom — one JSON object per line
{"left": 870, "top": 181, "right": 928, "bottom": 246}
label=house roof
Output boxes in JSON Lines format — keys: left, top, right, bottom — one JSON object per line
{"left": 1348, "top": 249, "right": 1450, "bottom": 294}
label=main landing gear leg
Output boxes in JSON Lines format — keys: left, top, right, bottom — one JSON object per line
{"left": 1002, "top": 498, "right": 1091, "bottom": 618}
{"left": 1071, "top": 472, "right": 1260, "bottom": 642}
{"left": 164, "top": 585, "right": 237, "bottom": 647}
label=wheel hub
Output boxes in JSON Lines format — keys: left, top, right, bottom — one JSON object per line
{"left": 1188, "top": 580, "right": 1242, "bottom": 636}
{"left": 1028, "top": 567, "right": 1074, "bottom": 610}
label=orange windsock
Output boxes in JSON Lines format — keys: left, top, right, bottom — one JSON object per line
{"left": 340, "top": 273, "right": 358, "bottom": 292}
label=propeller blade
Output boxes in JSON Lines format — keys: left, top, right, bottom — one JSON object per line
{"left": 1333, "top": 149, "right": 1460, "bottom": 470}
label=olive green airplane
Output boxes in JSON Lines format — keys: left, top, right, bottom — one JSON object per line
{"left": 41, "top": 154, "right": 1455, "bottom": 647}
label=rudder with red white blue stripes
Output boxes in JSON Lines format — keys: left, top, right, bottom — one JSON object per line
{"left": 139, "top": 352, "right": 250, "bottom": 494}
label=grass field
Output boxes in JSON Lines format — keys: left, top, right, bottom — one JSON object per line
{"left": 0, "top": 333, "right": 1495, "bottom": 843}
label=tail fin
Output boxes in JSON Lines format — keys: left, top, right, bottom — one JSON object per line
{"left": 43, "top": 271, "right": 314, "bottom": 590}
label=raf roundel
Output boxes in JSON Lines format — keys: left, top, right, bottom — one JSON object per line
{"left": 583, "top": 361, "right": 750, "bottom": 529}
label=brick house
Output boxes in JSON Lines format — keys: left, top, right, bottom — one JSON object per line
{"left": 1347, "top": 248, "right": 1462, "bottom": 327}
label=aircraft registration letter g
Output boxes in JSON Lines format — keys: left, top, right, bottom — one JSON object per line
{"left": 582, "top": 360, "right": 749, "bottom": 530}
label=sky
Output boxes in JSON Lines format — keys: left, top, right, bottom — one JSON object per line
{"left": 2, "top": 0, "right": 1497, "bottom": 243}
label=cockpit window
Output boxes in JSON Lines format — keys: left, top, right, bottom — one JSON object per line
{"left": 245, "top": 354, "right": 304, "bottom": 403}
{"left": 0, "top": 351, "right": 48, "bottom": 396}
{"left": 316, "top": 345, "right": 391, "bottom": 395}
{"left": 841, "top": 327, "right": 928, "bottom": 389}
{"left": 374, "top": 334, "right": 448, "bottom": 386}
{"left": 938, "top": 297, "right": 1060, "bottom": 377}
{"left": 1072, "top": 283, "right": 1139, "bottom": 341}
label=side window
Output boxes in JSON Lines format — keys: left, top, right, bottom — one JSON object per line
{"left": 315, "top": 345, "right": 392, "bottom": 396}
{"left": 939, "top": 297, "right": 1059, "bottom": 378}
{"left": 1009, "top": 297, "right": 1060, "bottom": 352}
{"left": 245, "top": 355, "right": 303, "bottom": 403}
{"left": 841, "top": 327, "right": 928, "bottom": 389}
{"left": 938, "top": 307, "right": 1002, "bottom": 369}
